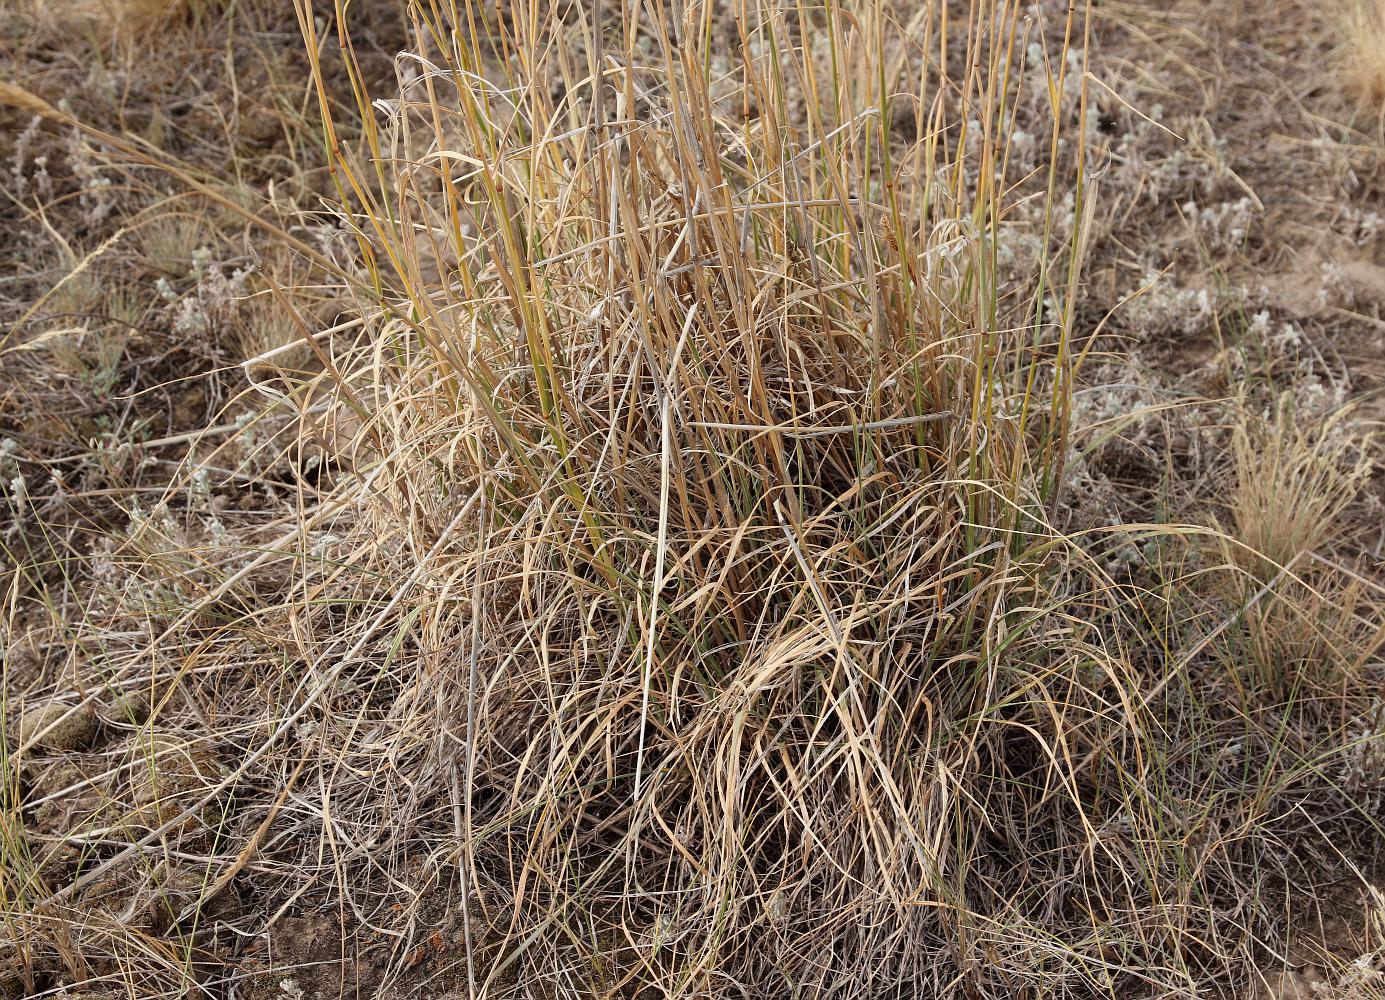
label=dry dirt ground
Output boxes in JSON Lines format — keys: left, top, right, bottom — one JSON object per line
{"left": 1, "top": 1, "right": 1383, "bottom": 998}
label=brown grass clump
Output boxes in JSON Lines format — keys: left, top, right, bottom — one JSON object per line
{"left": 293, "top": 0, "right": 1118, "bottom": 987}
{"left": 54, "top": 0, "right": 195, "bottom": 34}
{"left": 1344, "top": 0, "right": 1385, "bottom": 107}
{"left": 1228, "top": 397, "right": 1374, "bottom": 576}
{"left": 261, "top": 0, "right": 1379, "bottom": 995}
{"left": 2, "top": 0, "right": 1384, "bottom": 997}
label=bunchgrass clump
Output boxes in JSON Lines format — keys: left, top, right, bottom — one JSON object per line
{"left": 277, "top": 0, "right": 1316, "bottom": 995}
{"left": 1344, "top": 0, "right": 1385, "bottom": 108}
{"left": 2, "top": 1, "right": 1383, "bottom": 997}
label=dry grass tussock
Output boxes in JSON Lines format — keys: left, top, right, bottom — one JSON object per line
{"left": 1, "top": 0, "right": 1384, "bottom": 998}
{"left": 1345, "top": 0, "right": 1385, "bottom": 109}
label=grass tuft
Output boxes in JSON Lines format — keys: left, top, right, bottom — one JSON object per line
{"left": 1344, "top": 0, "right": 1385, "bottom": 108}
{"left": 2, "top": 0, "right": 1383, "bottom": 996}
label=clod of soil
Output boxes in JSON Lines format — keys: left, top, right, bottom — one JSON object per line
{"left": 105, "top": 688, "right": 154, "bottom": 726}
{"left": 84, "top": 855, "right": 213, "bottom": 936}
{"left": 125, "top": 731, "right": 223, "bottom": 833}
{"left": 237, "top": 913, "right": 372, "bottom": 1000}
{"left": 1, "top": 641, "right": 42, "bottom": 692}
{"left": 1256, "top": 968, "right": 1322, "bottom": 1000}
{"left": 17, "top": 701, "right": 96, "bottom": 752}
{"left": 24, "top": 753, "right": 115, "bottom": 875}
{"left": 0, "top": 941, "right": 32, "bottom": 1000}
